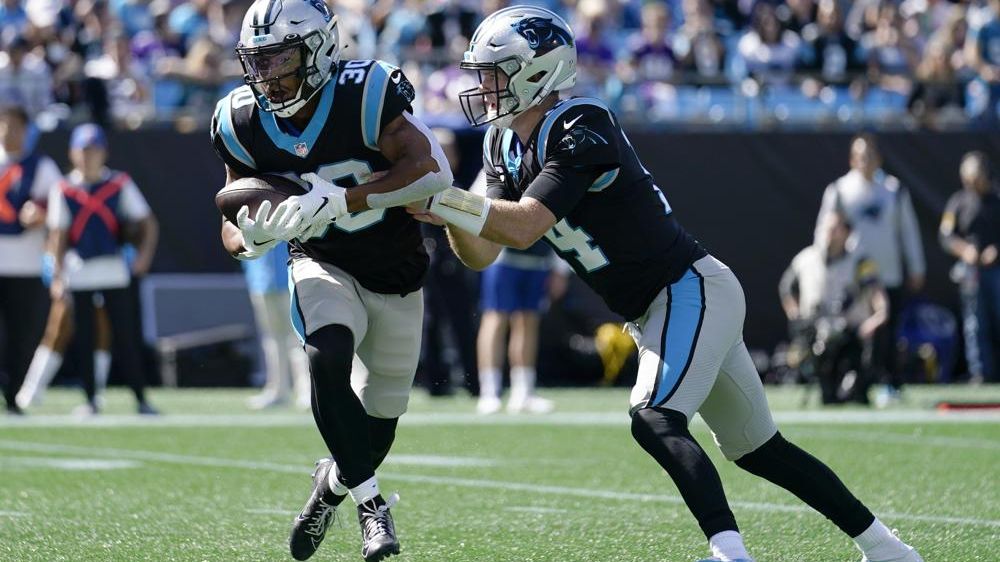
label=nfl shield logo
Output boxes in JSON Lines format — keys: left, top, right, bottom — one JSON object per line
{"left": 294, "top": 142, "right": 309, "bottom": 157}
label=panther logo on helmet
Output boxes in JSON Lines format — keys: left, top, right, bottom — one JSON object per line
{"left": 511, "top": 17, "right": 574, "bottom": 54}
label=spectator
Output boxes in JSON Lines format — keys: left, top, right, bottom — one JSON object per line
{"left": 167, "top": 0, "right": 210, "bottom": 52}
{"left": 965, "top": 0, "right": 1000, "bottom": 124}
{"left": 860, "top": 0, "right": 920, "bottom": 95}
{"left": 777, "top": 0, "right": 816, "bottom": 35}
{"left": 814, "top": 134, "right": 925, "bottom": 402}
{"left": 799, "top": 0, "right": 864, "bottom": 90}
{"left": 623, "top": 1, "right": 676, "bottom": 84}
{"left": 243, "top": 241, "right": 311, "bottom": 410}
{"left": 0, "top": 0, "right": 27, "bottom": 39}
{"left": 83, "top": 29, "right": 153, "bottom": 125}
{"left": 573, "top": 0, "right": 618, "bottom": 97}
{"left": 0, "top": 34, "right": 54, "bottom": 118}
{"left": 939, "top": 151, "right": 1000, "bottom": 383}
{"left": 781, "top": 211, "right": 887, "bottom": 404}
{"left": 673, "top": 0, "right": 727, "bottom": 81}
{"left": 907, "top": 37, "right": 965, "bottom": 127}
{"left": 0, "top": 105, "right": 62, "bottom": 415}
{"left": 47, "top": 123, "right": 158, "bottom": 415}
{"left": 738, "top": 2, "right": 801, "bottom": 86}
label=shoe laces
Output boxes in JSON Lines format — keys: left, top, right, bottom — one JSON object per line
{"left": 362, "top": 493, "right": 399, "bottom": 538}
{"left": 305, "top": 498, "right": 338, "bottom": 537}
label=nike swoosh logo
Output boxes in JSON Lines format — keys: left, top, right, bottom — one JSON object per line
{"left": 311, "top": 197, "right": 329, "bottom": 218}
{"left": 390, "top": 70, "right": 402, "bottom": 84}
{"left": 252, "top": 237, "right": 275, "bottom": 245}
{"left": 563, "top": 115, "right": 583, "bottom": 130}
{"left": 290, "top": 19, "right": 306, "bottom": 25}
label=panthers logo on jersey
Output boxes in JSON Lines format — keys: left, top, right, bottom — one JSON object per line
{"left": 553, "top": 124, "right": 607, "bottom": 156}
{"left": 511, "top": 17, "right": 574, "bottom": 53}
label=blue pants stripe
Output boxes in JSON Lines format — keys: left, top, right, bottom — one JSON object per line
{"left": 649, "top": 266, "right": 706, "bottom": 407}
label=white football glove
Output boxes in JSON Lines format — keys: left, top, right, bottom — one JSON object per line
{"left": 287, "top": 173, "right": 349, "bottom": 237}
{"left": 234, "top": 199, "right": 300, "bottom": 260}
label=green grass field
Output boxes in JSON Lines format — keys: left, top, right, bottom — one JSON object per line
{"left": 1, "top": 385, "right": 998, "bottom": 562}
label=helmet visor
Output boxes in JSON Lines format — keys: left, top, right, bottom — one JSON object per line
{"left": 458, "top": 60, "right": 518, "bottom": 127}
{"left": 239, "top": 43, "right": 304, "bottom": 84}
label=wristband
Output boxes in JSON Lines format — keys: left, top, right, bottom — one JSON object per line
{"left": 428, "top": 187, "right": 491, "bottom": 236}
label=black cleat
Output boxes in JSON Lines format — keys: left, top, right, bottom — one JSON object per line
{"left": 358, "top": 493, "right": 400, "bottom": 562}
{"left": 289, "top": 458, "right": 346, "bottom": 561}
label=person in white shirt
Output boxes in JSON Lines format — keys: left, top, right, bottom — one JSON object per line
{"left": 0, "top": 105, "right": 62, "bottom": 415}
{"left": 0, "top": 35, "right": 54, "bottom": 119}
{"left": 813, "top": 134, "right": 925, "bottom": 400}
{"left": 781, "top": 211, "right": 888, "bottom": 404}
{"left": 47, "top": 123, "right": 159, "bottom": 415}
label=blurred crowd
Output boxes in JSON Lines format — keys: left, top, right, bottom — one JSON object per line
{"left": 0, "top": 0, "right": 999, "bottom": 130}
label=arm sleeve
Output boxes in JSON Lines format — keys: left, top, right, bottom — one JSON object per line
{"left": 210, "top": 94, "right": 258, "bottom": 177}
{"left": 938, "top": 193, "right": 962, "bottom": 250}
{"left": 118, "top": 177, "right": 152, "bottom": 222}
{"left": 363, "top": 61, "right": 416, "bottom": 151}
{"left": 813, "top": 183, "right": 839, "bottom": 248}
{"left": 523, "top": 107, "right": 621, "bottom": 220}
{"left": 46, "top": 184, "right": 70, "bottom": 231}
{"left": 30, "top": 157, "right": 62, "bottom": 204}
{"left": 897, "top": 187, "right": 926, "bottom": 277}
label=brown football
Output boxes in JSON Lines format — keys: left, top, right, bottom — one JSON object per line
{"left": 215, "top": 174, "right": 307, "bottom": 224}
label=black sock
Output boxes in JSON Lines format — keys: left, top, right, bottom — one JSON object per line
{"left": 631, "top": 407, "right": 739, "bottom": 538}
{"left": 735, "top": 432, "right": 874, "bottom": 537}
{"left": 368, "top": 416, "right": 398, "bottom": 469}
{"left": 305, "top": 324, "right": 373, "bottom": 489}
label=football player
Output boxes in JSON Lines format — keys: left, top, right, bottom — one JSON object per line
{"left": 410, "top": 6, "right": 923, "bottom": 562}
{"left": 211, "top": 1, "right": 453, "bottom": 560}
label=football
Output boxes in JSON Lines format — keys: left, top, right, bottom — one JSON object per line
{"left": 215, "top": 174, "right": 308, "bottom": 224}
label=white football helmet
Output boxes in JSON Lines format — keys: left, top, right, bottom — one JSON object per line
{"left": 459, "top": 6, "right": 577, "bottom": 128}
{"left": 236, "top": 0, "right": 342, "bottom": 118}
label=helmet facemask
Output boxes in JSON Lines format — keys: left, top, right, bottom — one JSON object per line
{"left": 236, "top": 12, "right": 340, "bottom": 118}
{"left": 458, "top": 57, "right": 523, "bottom": 129}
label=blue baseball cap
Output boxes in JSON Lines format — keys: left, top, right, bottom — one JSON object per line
{"left": 70, "top": 123, "right": 107, "bottom": 150}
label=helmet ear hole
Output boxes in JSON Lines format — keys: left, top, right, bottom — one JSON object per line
{"left": 526, "top": 71, "right": 547, "bottom": 83}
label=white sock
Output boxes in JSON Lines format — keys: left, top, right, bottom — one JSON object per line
{"left": 479, "top": 367, "right": 502, "bottom": 400}
{"left": 327, "top": 464, "right": 349, "bottom": 496}
{"left": 509, "top": 366, "right": 536, "bottom": 404}
{"left": 854, "top": 518, "right": 910, "bottom": 560}
{"left": 348, "top": 476, "right": 380, "bottom": 505}
{"left": 94, "top": 350, "right": 111, "bottom": 395}
{"left": 709, "top": 530, "right": 751, "bottom": 561}
{"left": 16, "top": 346, "right": 62, "bottom": 407}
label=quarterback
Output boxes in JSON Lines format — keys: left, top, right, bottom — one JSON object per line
{"left": 411, "top": 6, "right": 924, "bottom": 562}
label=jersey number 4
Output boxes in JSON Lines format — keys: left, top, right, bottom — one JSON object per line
{"left": 544, "top": 219, "right": 608, "bottom": 272}
{"left": 316, "top": 160, "right": 386, "bottom": 232}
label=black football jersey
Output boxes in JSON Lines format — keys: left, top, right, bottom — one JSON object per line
{"left": 484, "top": 97, "right": 706, "bottom": 320}
{"left": 211, "top": 59, "right": 427, "bottom": 295}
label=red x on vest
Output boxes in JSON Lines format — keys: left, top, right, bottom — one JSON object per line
{"left": 0, "top": 164, "right": 24, "bottom": 224}
{"left": 61, "top": 173, "right": 128, "bottom": 243}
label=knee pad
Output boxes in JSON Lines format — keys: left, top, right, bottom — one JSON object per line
{"left": 304, "top": 324, "right": 355, "bottom": 384}
{"left": 630, "top": 406, "right": 692, "bottom": 447}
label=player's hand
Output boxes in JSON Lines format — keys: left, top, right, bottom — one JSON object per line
{"left": 292, "top": 173, "right": 349, "bottom": 229}
{"left": 235, "top": 201, "right": 283, "bottom": 259}
{"left": 405, "top": 203, "right": 445, "bottom": 226}
{"left": 981, "top": 245, "right": 998, "bottom": 266}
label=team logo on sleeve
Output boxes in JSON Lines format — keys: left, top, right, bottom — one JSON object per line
{"left": 554, "top": 124, "right": 607, "bottom": 156}
{"left": 392, "top": 70, "right": 415, "bottom": 103}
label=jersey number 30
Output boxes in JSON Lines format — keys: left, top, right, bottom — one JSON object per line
{"left": 316, "top": 160, "right": 386, "bottom": 232}
{"left": 544, "top": 219, "right": 608, "bottom": 272}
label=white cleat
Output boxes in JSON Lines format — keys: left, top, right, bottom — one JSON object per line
{"left": 506, "top": 395, "right": 554, "bottom": 414}
{"left": 476, "top": 396, "right": 502, "bottom": 415}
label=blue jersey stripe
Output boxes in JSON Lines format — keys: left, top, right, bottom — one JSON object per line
{"left": 589, "top": 169, "right": 619, "bottom": 192}
{"left": 361, "top": 61, "right": 394, "bottom": 151}
{"left": 650, "top": 267, "right": 706, "bottom": 407}
{"left": 215, "top": 96, "right": 256, "bottom": 170}
{"left": 259, "top": 78, "right": 336, "bottom": 158}
{"left": 535, "top": 97, "right": 613, "bottom": 164}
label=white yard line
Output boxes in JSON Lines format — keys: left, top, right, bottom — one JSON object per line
{"left": 1, "top": 439, "right": 996, "bottom": 529}
{"left": 2, "top": 409, "right": 999, "bottom": 429}
{"left": 785, "top": 428, "right": 1000, "bottom": 451}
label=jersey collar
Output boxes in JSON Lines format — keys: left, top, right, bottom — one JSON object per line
{"left": 260, "top": 78, "right": 336, "bottom": 159}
